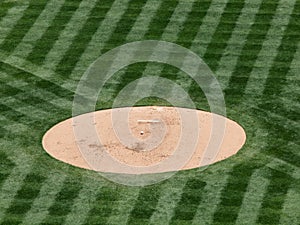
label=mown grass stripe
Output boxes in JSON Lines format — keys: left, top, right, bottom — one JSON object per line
{"left": 127, "top": 185, "right": 162, "bottom": 225}
{"left": 26, "top": 0, "right": 82, "bottom": 66}
{"left": 0, "top": 172, "right": 46, "bottom": 225}
{"left": 41, "top": 177, "right": 83, "bottom": 225}
{"left": 100, "top": 0, "right": 148, "bottom": 54}
{"left": 8, "top": 0, "right": 66, "bottom": 60}
{"left": 63, "top": 178, "right": 103, "bottom": 225}
{"left": 0, "top": 75, "right": 71, "bottom": 115}
{"left": 39, "top": 0, "right": 99, "bottom": 74}
{"left": 125, "top": 0, "right": 189, "bottom": 88}
{"left": 20, "top": 173, "right": 67, "bottom": 225}
{"left": 170, "top": 178, "right": 206, "bottom": 224}
{"left": 0, "top": 60, "right": 74, "bottom": 105}
{"left": 66, "top": 0, "right": 131, "bottom": 83}
{"left": 279, "top": 171, "right": 300, "bottom": 224}
{"left": 54, "top": 0, "right": 113, "bottom": 77}
{"left": 144, "top": 0, "right": 195, "bottom": 95}
{"left": 189, "top": 0, "right": 229, "bottom": 56}
{"left": 0, "top": 1, "right": 18, "bottom": 20}
{"left": 235, "top": 168, "right": 270, "bottom": 225}
{"left": 0, "top": 50, "right": 75, "bottom": 93}
{"left": 0, "top": 152, "right": 15, "bottom": 189}
{"left": 57, "top": 0, "right": 144, "bottom": 80}
{"left": 81, "top": 184, "right": 125, "bottom": 225}
{"left": 215, "top": 0, "right": 263, "bottom": 90}
{"left": 161, "top": 0, "right": 196, "bottom": 42}
{"left": 142, "top": 0, "right": 181, "bottom": 40}
{"left": 260, "top": 2, "right": 300, "bottom": 99}
{"left": 97, "top": 0, "right": 181, "bottom": 107}
{"left": 202, "top": 0, "right": 246, "bottom": 71}
{"left": 0, "top": 0, "right": 48, "bottom": 54}
{"left": 64, "top": 0, "right": 161, "bottom": 109}
{"left": 0, "top": 155, "right": 33, "bottom": 223}
{"left": 0, "top": 3, "right": 29, "bottom": 46}
{"left": 267, "top": 156, "right": 300, "bottom": 180}
{"left": 164, "top": 0, "right": 218, "bottom": 108}
{"left": 192, "top": 171, "right": 230, "bottom": 225}
{"left": 247, "top": 105, "right": 299, "bottom": 167}
{"left": 125, "top": 0, "right": 163, "bottom": 41}
{"left": 106, "top": 188, "right": 140, "bottom": 225}
{"left": 243, "top": 0, "right": 297, "bottom": 100}
{"left": 175, "top": 0, "right": 211, "bottom": 49}
{"left": 212, "top": 163, "right": 262, "bottom": 224}
{"left": 256, "top": 168, "right": 293, "bottom": 225}
{"left": 0, "top": 102, "right": 44, "bottom": 131}
{"left": 148, "top": 176, "right": 187, "bottom": 224}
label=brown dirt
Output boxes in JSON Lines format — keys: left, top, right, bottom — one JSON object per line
{"left": 42, "top": 106, "right": 246, "bottom": 174}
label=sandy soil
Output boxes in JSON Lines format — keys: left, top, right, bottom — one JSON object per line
{"left": 42, "top": 106, "right": 246, "bottom": 174}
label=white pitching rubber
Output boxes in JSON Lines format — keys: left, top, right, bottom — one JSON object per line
{"left": 137, "top": 119, "right": 160, "bottom": 123}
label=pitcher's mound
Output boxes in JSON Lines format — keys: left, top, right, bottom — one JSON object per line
{"left": 42, "top": 106, "right": 246, "bottom": 174}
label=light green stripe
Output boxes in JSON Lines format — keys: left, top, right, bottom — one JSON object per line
{"left": 20, "top": 173, "right": 67, "bottom": 225}
{"left": 215, "top": 0, "right": 263, "bottom": 90}
{"left": 266, "top": 157, "right": 300, "bottom": 180}
{"left": 8, "top": 0, "right": 65, "bottom": 60}
{"left": 42, "top": 0, "right": 99, "bottom": 72}
{"left": 0, "top": 154, "right": 33, "bottom": 223}
{"left": 280, "top": 180, "right": 300, "bottom": 224}
{"left": 243, "top": 0, "right": 297, "bottom": 98}
{"left": 189, "top": 0, "right": 228, "bottom": 56}
{"left": 126, "top": 0, "right": 162, "bottom": 41}
{"left": 0, "top": 50, "right": 75, "bottom": 93}
{"left": 235, "top": 168, "right": 270, "bottom": 225}
{"left": 63, "top": 178, "right": 103, "bottom": 225}
{"left": 192, "top": 172, "right": 229, "bottom": 225}
{"left": 136, "top": 0, "right": 195, "bottom": 89}
{"left": 106, "top": 188, "right": 140, "bottom": 225}
{"left": 149, "top": 178, "right": 186, "bottom": 224}
{"left": 169, "top": 0, "right": 229, "bottom": 96}
{"left": 66, "top": 0, "right": 131, "bottom": 85}
{"left": 281, "top": 41, "right": 300, "bottom": 104}
{"left": 0, "top": 78, "right": 70, "bottom": 114}
{"left": 161, "top": 0, "right": 195, "bottom": 42}
{"left": 0, "top": 2, "right": 29, "bottom": 46}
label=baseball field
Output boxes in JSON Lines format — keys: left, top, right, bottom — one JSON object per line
{"left": 0, "top": 0, "right": 299, "bottom": 224}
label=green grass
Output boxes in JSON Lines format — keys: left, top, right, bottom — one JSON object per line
{"left": 0, "top": 0, "right": 299, "bottom": 224}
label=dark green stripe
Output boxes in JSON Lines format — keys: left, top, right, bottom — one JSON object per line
{"left": 0, "top": 152, "right": 15, "bottom": 188}
{"left": 144, "top": 0, "right": 180, "bottom": 39}
{"left": 101, "top": 0, "right": 148, "bottom": 53}
{"left": 83, "top": 185, "right": 123, "bottom": 225}
{"left": 54, "top": 0, "right": 114, "bottom": 78}
{"left": 27, "top": 0, "right": 82, "bottom": 65}
{"left": 0, "top": 0, "right": 48, "bottom": 54}
{"left": 176, "top": 0, "right": 212, "bottom": 49}
{"left": 0, "top": 1, "right": 17, "bottom": 20}
{"left": 41, "top": 177, "right": 82, "bottom": 225}
{"left": 97, "top": 0, "right": 180, "bottom": 109}
{"left": 224, "top": 0, "right": 291, "bottom": 106}
{"left": 0, "top": 173, "right": 46, "bottom": 225}
{"left": 0, "top": 61, "right": 73, "bottom": 107}
{"left": 203, "top": 0, "right": 246, "bottom": 71}
{"left": 170, "top": 177, "right": 206, "bottom": 224}
{"left": 156, "top": 0, "right": 212, "bottom": 109}
{"left": 256, "top": 168, "right": 293, "bottom": 224}
{"left": 249, "top": 3, "right": 300, "bottom": 168}
{"left": 127, "top": 185, "right": 162, "bottom": 225}
{"left": 212, "top": 163, "right": 261, "bottom": 224}
{"left": 261, "top": 2, "right": 300, "bottom": 96}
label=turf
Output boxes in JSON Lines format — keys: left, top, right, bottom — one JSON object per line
{"left": 0, "top": 0, "right": 299, "bottom": 224}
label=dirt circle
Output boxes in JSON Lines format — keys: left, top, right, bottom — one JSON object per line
{"left": 42, "top": 106, "right": 246, "bottom": 174}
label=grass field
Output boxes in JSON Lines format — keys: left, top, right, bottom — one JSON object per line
{"left": 0, "top": 0, "right": 299, "bottom": 224}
